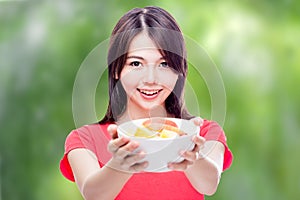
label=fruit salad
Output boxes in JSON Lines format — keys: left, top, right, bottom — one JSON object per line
{"left": 134, "top": 118, "right": 187, "bottom": 138}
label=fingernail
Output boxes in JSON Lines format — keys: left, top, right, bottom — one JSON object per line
{"left": 139, "top": 151, "right": 146, "bottom": 157}
{"left": 132, "top": 141, "right": 139, "bottom": 147}
{"left": 192, "top": 136, "right": 197, "bottom": 142}
{"left": 143, "top": 162, "right": 149, "bottom": 167}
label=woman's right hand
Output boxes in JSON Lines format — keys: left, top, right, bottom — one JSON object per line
{"left": 106, "top": 124, "right": 149, "bottom": 173}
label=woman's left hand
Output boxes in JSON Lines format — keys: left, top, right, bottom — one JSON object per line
{"left": 168, "top": 117, "right": 206, "bottom": 171}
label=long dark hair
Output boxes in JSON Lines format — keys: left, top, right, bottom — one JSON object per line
{"left": 99, "top": 6, "right": 192, "bottom": 124}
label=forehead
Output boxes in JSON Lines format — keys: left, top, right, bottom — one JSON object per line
{"left": 128, "top": 32, "right": 159, "bottom": 53}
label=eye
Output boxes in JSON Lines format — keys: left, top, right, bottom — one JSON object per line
{"left": 129, "top": 61, "right": 142, "bottom": 67}
{"left": 159, "top": 61, "right": 168, "bottom": 68}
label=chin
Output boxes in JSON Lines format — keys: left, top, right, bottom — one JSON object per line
{"left": 140, "top": 103, "right": 167, "bottom": 113}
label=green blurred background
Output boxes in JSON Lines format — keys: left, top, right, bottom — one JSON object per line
{"left": 1, "top": 0, "right": 299, "bottom": 199}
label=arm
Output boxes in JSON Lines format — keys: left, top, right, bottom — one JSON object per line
{"left": 68, "top": 149, "right": 131, "bottom": 200}
{"left": 184, "top": 141, "right": 224, "bottom": 195}
{"left": 168, "top": 139, "right": 224, "bottom": 195}
{"left": 168, "top": 118, "right": 225, "bottom": 195}
{"left": 68, "top": 125, "right": 148, "bottom": 200}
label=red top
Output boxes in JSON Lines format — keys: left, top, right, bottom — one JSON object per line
{"left": 60, "top": 120, "right": 233, "bottom": 200}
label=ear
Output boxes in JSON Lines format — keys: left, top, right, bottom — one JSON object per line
{"left": 114, "top": 73, "right": 119, "bottom": 79}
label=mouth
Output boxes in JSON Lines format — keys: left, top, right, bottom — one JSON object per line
{"left": 137, "top": 88, "right": 163, "bottom": 97}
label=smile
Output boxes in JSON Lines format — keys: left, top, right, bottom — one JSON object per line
{"left": 137, "top": 88, "right": 162, "bottom": 96}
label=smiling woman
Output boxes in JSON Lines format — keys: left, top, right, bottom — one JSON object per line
{"left": 103, "top": 8, "right": 190, "bottom": 122}
{"left": 59, "top": 6, "right": 232, "bottom": 200}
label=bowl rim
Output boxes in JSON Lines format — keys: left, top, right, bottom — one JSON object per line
{"left": 117, "top": 117, "right": 199, "bottom": 141}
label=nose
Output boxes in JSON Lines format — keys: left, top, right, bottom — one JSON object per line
{"left": 143, "top": 65, "right": 157, "bottom": 84}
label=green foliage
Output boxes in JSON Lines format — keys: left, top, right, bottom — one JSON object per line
{"left": 1, "top": 0, "right": 299, "bottom": 199}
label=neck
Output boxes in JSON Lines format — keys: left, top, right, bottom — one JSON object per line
{"left": 117, "top": 104, "right": 173, "bottom": 124}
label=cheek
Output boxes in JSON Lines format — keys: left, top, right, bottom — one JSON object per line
{"left": 120, "top": 78, "right": 135, "bottom": 91}
{"left": 159, "top": 73, "right": 178, "bottom": 91}
{"left": 120, "top": 71, "right": 139, "bottom": 92}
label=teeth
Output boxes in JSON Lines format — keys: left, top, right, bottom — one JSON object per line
{"left": 139, "top": 89, "right": 160, "bottom": 95}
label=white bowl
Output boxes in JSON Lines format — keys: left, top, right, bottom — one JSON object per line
{"left": 117, "top": 117, "right": 200, "bottom": 172}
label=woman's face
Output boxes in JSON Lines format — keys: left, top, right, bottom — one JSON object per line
{"left": 119, "top": 32, "right": 178, "bottom": 117}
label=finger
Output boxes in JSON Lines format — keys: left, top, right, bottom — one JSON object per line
{"left": 107, "top": 124, "right": 118, "bottom": 139}
{"left": 168, "top": 160, "right": 193, "bottom": 171}
{"left": 191, "top": 117, "right": 204, "bottom": 127}
{"left": 116, "top": 141, "right": 140, "bottom": 159}
{"left": 107, "top": 137, "right": 129, "bottom": 153}
{"left": 121, "top": 151, "right": 146, "bottom": 168}
{"left": 180, "top": 150, "right": 198, "bottom": 162}
{"left": 192, "top": 135, "right": 206, "bottom": 148}
{"left": 128, "top": 161, "right": 149, "bottom": 172}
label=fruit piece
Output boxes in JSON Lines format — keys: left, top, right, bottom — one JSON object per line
{"left": 162, "top": 125, "right": 187, "bottom": 136}
{"left": 142, "top": 118, "right": 178, "bottom": 132}
{"left": 143, "top": 118, "right": 178, "bottom": 127}
{"left": 159, "top": 129, "right": 177, "bottom": 138}
{"left": 134, "top": 127, "right": 157, "bottom": 138}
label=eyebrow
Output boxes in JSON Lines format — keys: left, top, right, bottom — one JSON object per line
{"left": 126, "top": 55, "right": 165, "bottom": 61}
{"left": 127, "top": 56, "right": 145, "bottom": 60}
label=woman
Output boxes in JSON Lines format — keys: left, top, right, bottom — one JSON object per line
{"left": 60, "top": 6, "right": 232, "bottom": 200}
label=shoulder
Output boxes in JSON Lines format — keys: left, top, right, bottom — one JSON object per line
{"left": 64, "top": 123, "right": 113, "bottom": 152}
{"left": 200, "top": 120, "right": 225, "bottom": 139}
{"left": 67, "top": 123, "right": 112, "bottom": 140}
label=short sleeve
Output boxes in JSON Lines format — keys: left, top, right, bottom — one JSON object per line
{"left": 59, "top": 124, "right": 112, "bottom": 182}
{"left": 59, "top": 129, "right": 91, "bottom": 182}
{"left": 200, "top": 120, "right": 233, "bottom": 171}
